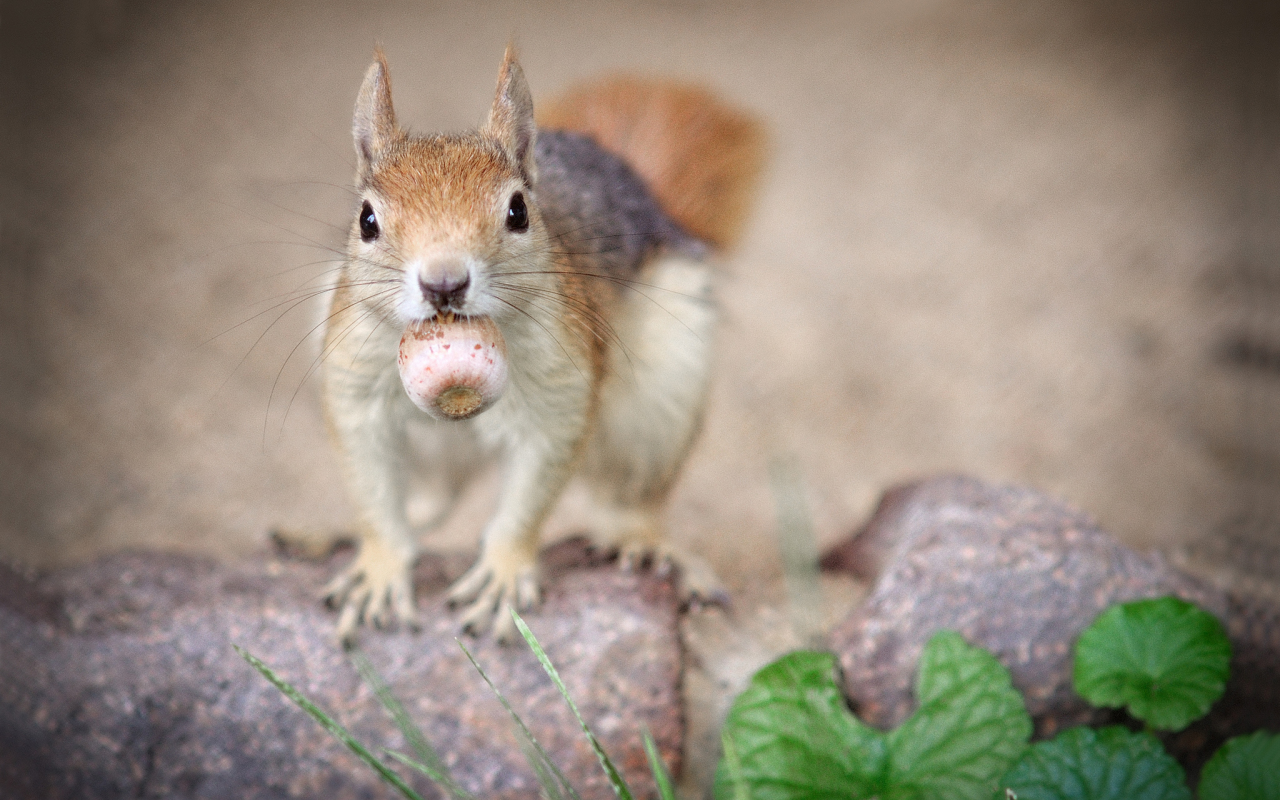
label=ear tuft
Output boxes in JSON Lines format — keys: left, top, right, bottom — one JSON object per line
{"left": 485, "top": 44, "right": 537, "bottom": 186}
{"left": 353, "top": 47, "right": 398, "bottom": 179}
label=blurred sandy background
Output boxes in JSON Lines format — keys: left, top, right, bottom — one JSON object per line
{"left": 2, "top": 0, "right": 1279, "bottom": 604}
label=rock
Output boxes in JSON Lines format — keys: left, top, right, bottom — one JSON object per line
{"left": 0, "top": 539, "right": 682, "bottom": 800}
{"left": 823, "top": 475, "right": 1280, "bottom": 774}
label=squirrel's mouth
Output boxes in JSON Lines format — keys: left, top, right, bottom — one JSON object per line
{"left": 415, "top": 310, "right": 497, "bottom": 329}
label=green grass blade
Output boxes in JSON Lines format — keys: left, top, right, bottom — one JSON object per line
{"left": 512, "top": 611, "right": 635, "bottom": 800}
{"left": 517, "top": 734, "right": 572, "bottom": 800}
{"left": 349, "top": 648, "right": 472, "bottom": 800}
{"left": 234, "top": 645, "right": 425, "bottom": 800}
{"left": 720, "top": 730, "right": 750, "bottom": 800}
{"left": 768, "top": 457, "right": 824, "bottom": 649}
{"left": 457, "top": 640, "right": 583, "bottom": 800}
{"left": 383, "top": 750, "right": 462, "bottom": 790}
{"left": 642, "top": 729, "right": 676, "bottom": 800}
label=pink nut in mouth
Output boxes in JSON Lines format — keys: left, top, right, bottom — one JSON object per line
{"left": 397, "top": 314, "right": 508, "bottom": 421}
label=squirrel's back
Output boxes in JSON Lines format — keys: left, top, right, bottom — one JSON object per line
{"left": 538, "top": 76, "right": 767, "bottom": 252}
{"left": 533, "top": 129, "right": 701, "bottom": 278}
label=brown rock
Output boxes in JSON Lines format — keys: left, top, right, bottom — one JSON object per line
{"left": 0, "top": 540, "right": 682, "bottom": 800}
{"left": 823, "top": 476, "right": 1280, "bottom": 773}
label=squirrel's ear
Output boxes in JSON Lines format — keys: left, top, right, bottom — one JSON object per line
{"left": 353, "top": 48, "right": 397, "bottom": 179}
{"left": 485, "top": 44, "right": 537, "bottom": 186}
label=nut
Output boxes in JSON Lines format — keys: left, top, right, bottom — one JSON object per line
{"left": 397, "top": 315, "right": 508, "bottom": 421}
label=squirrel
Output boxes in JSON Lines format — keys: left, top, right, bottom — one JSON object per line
{"left": 319, "top": 45, "right": 765, "bottom": 642}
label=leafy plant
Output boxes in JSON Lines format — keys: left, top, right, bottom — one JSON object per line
{"left": 713, "top": 630, "right": 1033, "bottom": 800}
{"left": 997, "top": 726, "right": 1189, "bottom": 800}
{"left": 999, "top": 595, "right": 1267, "bottom": 800}
{"left": 1072, "top": 596, "right": 1232, "bottom": 732}
{"left": 1195, "top": 730, "right": 1280, "bottom": 800}
{"left": 716, "top": 594, "right": 1273, "bottom": 800}
{"left": 237, "top": 610, "right": 675, "bottom": 800}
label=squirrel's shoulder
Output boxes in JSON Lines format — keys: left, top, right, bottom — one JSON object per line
{"left": 533, "top": 129, "right": 706, "bottom": 275}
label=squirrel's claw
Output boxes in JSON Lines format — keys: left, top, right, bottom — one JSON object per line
{"left": 673, "top": 550, "right": 731, "bottom": 612}
{"left": 448, "top": 553, "right": 541, "bottom": 644}
{"left": 324, "top": 546, "right": 418, "bottom": 643}
{"left": 611, "top": 539, "right": 731, "bottom": 611}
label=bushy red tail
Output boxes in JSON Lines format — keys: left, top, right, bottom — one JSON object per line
{"left": 538, "top": 76, "right": 767, "bottom": 251}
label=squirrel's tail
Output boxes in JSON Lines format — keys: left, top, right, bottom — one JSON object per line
{"left": 538, "top": 76, "right": 767, "bottom": 251}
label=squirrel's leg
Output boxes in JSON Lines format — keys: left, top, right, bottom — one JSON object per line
{"left": 320, "top": 315, "right": 426, "bottom": 642}
{"left": 273, "top": 419, "right": 479, "bottom": 561}
{"left": 445, "top": 324, "right": 595, "bottom": 642}
{"left": 584, "top": 254, "right": 727, "bottom": 606}
{"left": 402, "top": 417, "right": 485, "bottom": 530}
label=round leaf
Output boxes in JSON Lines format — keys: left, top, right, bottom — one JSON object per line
{"left": 1072, "top": 596, "right": 1231, "bottom": 731}
{"left": 1198, "top": 731, "right": 1280, "bottom": 800}
{"left": 999, "top": 726, "right": 1190, "bottom": 800}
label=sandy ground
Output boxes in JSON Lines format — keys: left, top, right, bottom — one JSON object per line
{"left": 3, "top": 0, "right": 1279, "bottom": 793}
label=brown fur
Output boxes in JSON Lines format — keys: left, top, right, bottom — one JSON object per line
{"left": 538, "top": 76, "right": 768, "bottom": 250}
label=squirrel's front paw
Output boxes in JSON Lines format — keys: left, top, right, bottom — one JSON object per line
{"left": 323, "top": 543, "right": 417, "bottom": 643}
{"left": 446, "top": 548, "right": 541, "bottom": 643}
{"left": 670, "top": 550, "right": 732, "bottom": 611}
{"left": 614, "top": 541, "right": 731, "bottom": 611}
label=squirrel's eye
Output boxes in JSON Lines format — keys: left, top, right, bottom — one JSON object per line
{"left": 358, "top": 200, "right": 379, "bottom": 241}
{"left": 506, "top": 191, "right": 529, "bottom": 233}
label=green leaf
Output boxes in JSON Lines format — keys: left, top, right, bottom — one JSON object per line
{"left": 714, "top": 632, "right": 1032, "bottom": 800}
{"left": 714, "top": 651, "right": 886, "bottom": 800}
{"left": 997, "top": 726, "right": 1189, "bottom": 800}
{"left": 1198, "top": 731, "right": 1280, "bottom": 800}
{"left": 886, "top": 631, "right": 1034, "bottom": 799}
{"left": 234, "top": 645, "right": 425, "bottom": 800}
{"left": 1072, "top": 596, "right": 1231, "bottom": 731}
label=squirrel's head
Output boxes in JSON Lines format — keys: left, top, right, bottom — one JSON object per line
{"left": 347, "top": 45, "right": 543, "bottom": 324}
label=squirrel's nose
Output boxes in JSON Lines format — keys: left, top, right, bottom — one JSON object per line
{"left": 420, "top": 273, "right": 470, "bottom": 312}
